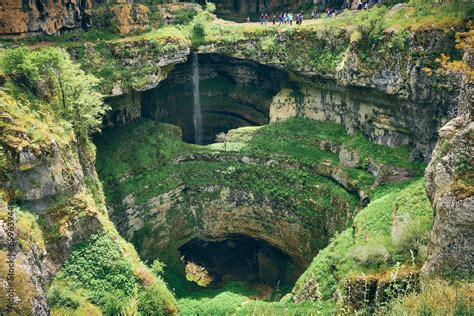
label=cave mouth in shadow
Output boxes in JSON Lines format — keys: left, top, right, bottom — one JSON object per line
{"left": 141, "top": 54, "right": 289, "bottom": 145}
{"left": 178, "top": 236, "right": 301, "bottom": 289}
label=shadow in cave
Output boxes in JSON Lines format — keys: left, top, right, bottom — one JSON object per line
{"left": 178, "top": 236, "right": 300, "bottom": 290}
{"left": 140, "top": 54, "right": 289, "bottom": 144}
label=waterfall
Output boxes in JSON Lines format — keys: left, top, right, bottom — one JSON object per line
{"left": 192, "top": 52, "right": 203, "bottom": 145}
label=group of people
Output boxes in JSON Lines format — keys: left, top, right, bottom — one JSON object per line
{"left": 248, "top": 0, "right": 378, "bottom": 25}
{"left": 254, "top": 12, "right": 306, "bottom": 26}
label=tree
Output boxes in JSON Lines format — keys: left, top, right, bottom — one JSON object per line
{"left": 1, "top": 47, "right": 109, "bottom": 137}
{"left": 216, "top": 132, "right": 227, "bottom": 151}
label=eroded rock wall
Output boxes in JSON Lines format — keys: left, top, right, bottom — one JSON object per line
{"left": 0, "top": 0, "right": 93, "bottom": 36}
{"left": 423, "top": 46, "right": 473, "bottom": 276}
{"left": 0, "top": 1, "right": 197, "bottom": 37}
{"left": 269, "top": 78, "right": 441, "bottom": 157}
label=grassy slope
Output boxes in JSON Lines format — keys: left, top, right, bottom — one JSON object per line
{"left": 292, "top": 178, "right": 432, "bottom": 300}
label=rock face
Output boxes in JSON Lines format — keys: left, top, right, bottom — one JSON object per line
{"left": 198, "top": 28, "right": 459, "bottom": 159}
{"left": 0, "top": 0, "right": 92, "bottom": 36}
{"left": 268, "top": 80, "right": 439, "bottom": 152}
{"left": 0, "top": 1, "right": 196, "bottom": 37}
{"left": 114, "top": 182, "right": 349, "bottom": 270}
{"left": 423, "top": 53, "right": 473, "bottom": 276}
{"left": 90, "top": 25, "right": 459, "bottom": 158}
{"left": 0, "top": 136, "right": 101, "bottom": 313}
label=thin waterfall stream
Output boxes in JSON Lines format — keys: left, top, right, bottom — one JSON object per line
{"left": 192, "top": 52, "right": 203, "bottom": 145}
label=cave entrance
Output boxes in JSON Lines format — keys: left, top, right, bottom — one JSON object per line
{"left": 141, "top": 54, "right": 289, "bottom": 144}
{"left": 178, "top": 236, "right": 299, "bottom": 289}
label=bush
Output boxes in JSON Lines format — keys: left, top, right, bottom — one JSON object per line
{"left": 386, "top": 279, "right": 473, "bottom": 315}
{"left": 191, "top": 21, "right": 206, "bottom": 45}
{"left": 409, "top": 0, "right": 436, "bottom": 16}
{"left": 56, "top": 233, "right": 137, "bottom": 312}
{"left": 206, "top": 1, "right": 216, "bottom": 13}
{"left": 150, "top": 259, "right": 166, "bottom": 276}
{"left": 47, "top": 287, "right": 80, "bottom": 310}
{"left": 393, "top": 216, "right": 430, "bottom": 260}
{"left": 350, "top": 241, "right": 390, "bottom": 269}
{"left": 138, "top": 285, "right": 168, "bottom": 315}
{"left": 1, "top": 47, "right": 108, "bottom": 136}
{"left": 173, "top": 8, "right": 198, "bottom": 25}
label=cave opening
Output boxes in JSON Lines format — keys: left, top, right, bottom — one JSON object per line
{"left": 141, "top": 54, "right": 289, "bottom": 144}
{"left": 178, "top": 236, "right": 300, "bottom": 289}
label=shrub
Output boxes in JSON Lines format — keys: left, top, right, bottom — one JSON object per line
{"left": 101, "top": 290, "right": 127, "bottom": 315}
{"left": 138, "top": 285, "right": 168, "bottom": 315}
{"left": 150, "top": 259, "right": 166, "bottom": 276}
{"left": 56, "top": 233, "right": 137, "bottom": 311}
{"left": 47, "top": 287, "right": 80, "bottom": 310}
{"left": 173, "top": 8, "right": 198, "bottom": 25}
{"left": 393, "top": 216, "right": 430, "bottom": 260}
{"left": 409, "top": 0, "right": 436, "bottom": 16}
{"left": 350, "top": 241, "right": 390, "bottom": 269}
{"left": 206, "top": 1, "right": 216, "bottom": 13}
{"left": 191, "top": 21, "right": 206, "bottom": 46}
{"left": 1, "top": 47, "right": 108, "bottom": 136}
{"left": 386, "top": 279, "right": 473, "bottom": 315}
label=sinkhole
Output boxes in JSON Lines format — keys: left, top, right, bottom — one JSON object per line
{"left": 178, "top": 236, "right": 301, "bottom": 288}
{"left": 141, "top": 54, "right": 289, "bottom": 144}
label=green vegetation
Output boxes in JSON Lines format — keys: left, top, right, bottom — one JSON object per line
{"left": 95, "top": 115, "right": 434, "bottom": 313}
{"left": 384, "top": 278, "right": 473, "bottom": 315}
{"left": 292, "top": 178, "right": 433, "bottom": 306}
{"left": 1, "top": 2, "right": 472, "bottom": 314}
{"left": 1, "top": 47, "right": 108, "bottom": 137}
{"left": 96, "top": 119, "right": 358, "bottom": 221}
{"left": 49, "top": 232, "right": 174, "bottom": 315}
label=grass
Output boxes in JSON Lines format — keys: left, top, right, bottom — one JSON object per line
{"left": 95, "top": 118, "right": 360, "bottom": 220}
{"left": 383, "top": 278, "right": 474, "bottom": 315}
{"left": 292, "top": 178, "right": 433, "bottom": 303}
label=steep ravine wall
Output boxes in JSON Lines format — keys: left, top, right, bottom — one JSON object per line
{"left": 0, "top": 93, "right": 177, "bottom": 314}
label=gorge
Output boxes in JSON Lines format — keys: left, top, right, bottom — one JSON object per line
{"left": 0, "top": 1, "right": 472, "bottom": 315}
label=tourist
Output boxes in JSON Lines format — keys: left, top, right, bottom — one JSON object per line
{"left": 300, "top": 12, "right": 304, "bottom": 24}
{"left": 289, "top": 13, "right": 293, "bottom": 26}
{"left": 246, "top": 16, "right": 250, "bottom": 23}
{"left": 260, "top": 13, "right": 264, "bottom": 25}
{"left": 357, "top": 0, "right": 363, "bottom": 10}
{"left": 272, "top": 15, "right": 276, "bottom": 25}
{"left": 279, "top": 13, "right": 284, "bottom": 25}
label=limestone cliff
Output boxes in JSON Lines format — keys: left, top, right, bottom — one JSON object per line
{"left": 423, "top": 41, "right": 473, "bottom": 277}
{"left": 0, "top": 1, "right": 197, "bottom": 37}
{"left": 0, "top": 0, "right": 93, "bottom": 36}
